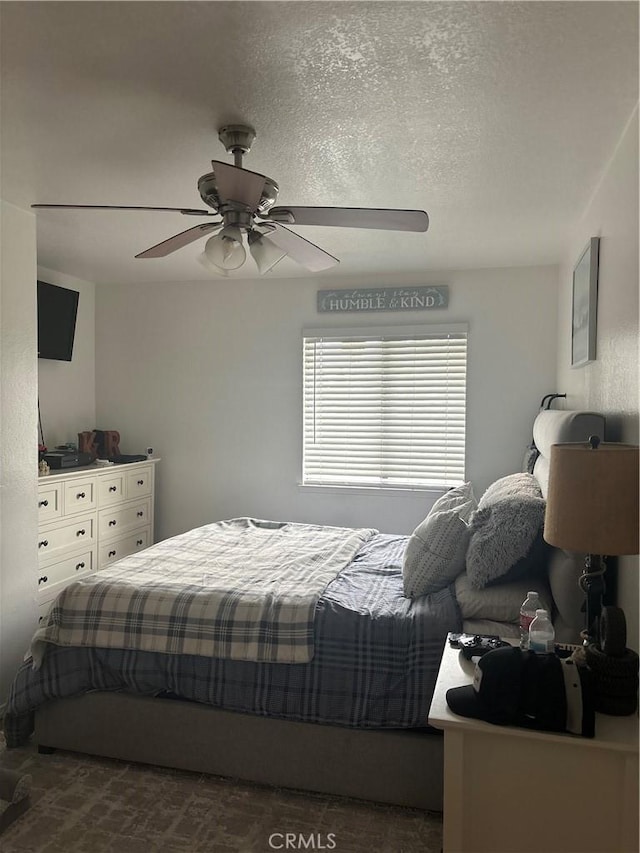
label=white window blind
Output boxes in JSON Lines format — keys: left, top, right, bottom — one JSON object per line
{"left": 303, "top": 325, "right": 467, "bottom": 489}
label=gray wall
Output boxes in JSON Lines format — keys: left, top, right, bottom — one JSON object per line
{"left": 556, "top": 106, "right": 639, "bottom": 650}
{"left": 0, "top": 201, "right": 38, "bottom": 701}
{"left": 95, "top": 265, "right": 558, "bottom": 541}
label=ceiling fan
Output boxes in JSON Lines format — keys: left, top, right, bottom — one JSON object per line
{"left": 32, "top": 125, "right": 429, "bottom": 275}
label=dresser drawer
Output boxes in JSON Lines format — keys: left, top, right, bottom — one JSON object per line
{"left": 125, "top": 466, "right": 153, "bottom": 500}
{"left": 98, "top": 473, "right": 126, "bottom": 506}
{"left": 38, "top": 514, "right": 96, "bottom": 561}
{"left": 99, "top": 527, "right": 150, "bottom": 568}
{"left": 99, "top": 499, "right": 150, "bottom": 539}
{"left": 37, "top": 549, "right": 94, "bottom": 600}
{"left": 38, "top": 483, "right": 63, "bottom": 523}
{"left": 38, "top": 600, "right": 53, "bottom": 625}
{"left": 63, "top": 478, "right": 97, "bottom": 515}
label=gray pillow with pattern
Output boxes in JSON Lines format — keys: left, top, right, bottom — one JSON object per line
{"left": 403, "top": 482, "right": 477, "bottom": 598}
{"left": 466, "top": 473, "right": 546, "bottom": 589}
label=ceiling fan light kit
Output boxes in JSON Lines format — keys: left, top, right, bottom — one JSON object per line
{"left": 248, "top": 230, "right": 287, "bottom": 275}
{"left": 203, "top": 225, "right": 246, "bottom": 271}
{"left": 32, "top": 124, "right": 429, "bottom": 276}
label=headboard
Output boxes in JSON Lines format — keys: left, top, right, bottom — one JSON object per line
{"left": 531, "top": 409, "right": 606, "bottom": 642}
{"left": 532, "top": 409, "right": 606, "bottom": 498}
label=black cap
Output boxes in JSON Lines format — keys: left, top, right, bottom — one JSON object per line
{"left": 446, "top": 647, "right": 593, "bottom": 735}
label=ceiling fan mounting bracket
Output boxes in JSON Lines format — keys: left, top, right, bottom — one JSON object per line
{"left": 218, "top": 125, "right": 256, "bottom": 156}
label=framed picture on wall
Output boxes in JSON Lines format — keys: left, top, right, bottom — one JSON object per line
{"left": 571, "top": 237, "right": 599, "bottom": 367}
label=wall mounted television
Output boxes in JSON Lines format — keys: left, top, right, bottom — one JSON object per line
{"left": 37, "top": 281, "right": 80, "bottom": 361}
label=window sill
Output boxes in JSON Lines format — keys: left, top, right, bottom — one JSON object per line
{"left": 297, "top": 483, "right": 452, "bottom": 499}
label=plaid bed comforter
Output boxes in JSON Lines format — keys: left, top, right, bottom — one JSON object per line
{"left": 29, "top": 518, "right": 377, "bottom": 667}
{"left": 4, "top": 534, "right": 462, "bottom": 746}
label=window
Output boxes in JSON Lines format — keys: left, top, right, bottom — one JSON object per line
{"left": 302, "top": 325, "right": 467, "bottom": 490}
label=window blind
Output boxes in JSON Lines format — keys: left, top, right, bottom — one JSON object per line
{"left": 303, "top": 326, "right": 467, "bottom": 489}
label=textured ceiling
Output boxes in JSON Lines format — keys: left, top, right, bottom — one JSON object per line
{"left": 1, "top": 1, "right": 638, "bottom": 284}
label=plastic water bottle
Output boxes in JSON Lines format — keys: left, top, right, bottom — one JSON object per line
{"left": 519, "top": 591, "right": 543, "bottom": 649}
{"left": 529, "top": 609, "right": 555, "bottom": 653}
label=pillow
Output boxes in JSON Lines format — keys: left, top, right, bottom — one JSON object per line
{"left": 454, "top": 571, "right": 554, "bottom": 623}
{"left": 483, "top": 529, "right": 551, "bottom": 588}
{"left": 402, "top": 482, "right": 477, "bottom": 597}
{"left": 465, "top": 473, "right": 546, "bottom": 589}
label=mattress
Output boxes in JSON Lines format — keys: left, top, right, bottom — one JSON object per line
{"left": 4, "top": 533, "right": 462, "bottom": 746}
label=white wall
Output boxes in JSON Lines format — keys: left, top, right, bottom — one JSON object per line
{"left": 37, "top": 266, "right": 96, "bottom": 449}
{"left": 556, "top": 105, "right": 639, "bottom": 651}
{"left": 96, "top": 265, "right": 558, "bottom": 541}
{"left": 0, "top": 201, "right": 38, "bottom": 701}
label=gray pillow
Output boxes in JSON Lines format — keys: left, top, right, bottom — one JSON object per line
{"left": 455, "top": 571, "right": 554, "bottom": 623}
{"left": 466, "top": 473, "right": 546, "bottom": 589}
{"left": 403, "top": 482, "right": 477, "bottom": 597}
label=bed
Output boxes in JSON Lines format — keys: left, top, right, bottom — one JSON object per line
{"left": 3, "top": 410, "right": 604, "bottom": 811}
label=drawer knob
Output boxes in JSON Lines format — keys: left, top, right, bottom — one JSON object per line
{"left": 39, "top": 499, "right": 49, "bottom": 508}
{"left": 137, "top": 480, "right": 144, "bottom": 486}
{"left": 137, "top": 511, "right": 144, "bottom": 518}
{"left": 38, "top": 539, "right": 49, "bottom": 548}
{"left": 108, "top": 549, "right": 116, "bottom": 557}
{"left": 76, "top": 562, "right": 85, "bottom": 571}
{"left": 77, "top": 492, "right": 86, "bottom": 499}
{"left": 38, "top": 576, "right": 48, "bottom": 585}
{"left": 109, "top": 486, "right": 117, "bottom": 493}
{"left": 76, "top": 529, "right": 86, "bottom": 537}
{"left": 109, "top": 520, "right": 117, "bottom": 526}
{"left": 136, "top": 539, "right": 143, "bottom": 546}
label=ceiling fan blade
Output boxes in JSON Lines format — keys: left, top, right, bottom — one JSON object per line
{"left": 32, "top": 204, "right": 215, "bottom": 216}
{"left": 210, "top": 161, "right": 268, "bottom": 211}
{"left": 135, "top": 222, "right": 223, "bottom": 259}
{"left": 266, "top": 206, "right": 429, "bottom": 232}
{"left": 265, "top": 223, "right": 339, "bottom": 272}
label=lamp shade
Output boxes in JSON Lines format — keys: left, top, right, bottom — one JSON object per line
{"left": 544, "top": 441, "right": 639, "bottom": 555}
{"left": 202, "top": 226, "right": 246, "bottom": 271}
{"left": 248, "top": 231, "right": 286, "bottom": 274}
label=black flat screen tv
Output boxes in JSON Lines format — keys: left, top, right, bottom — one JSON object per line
{"left": 37, "top": 281, "right": 80, "bottom": 361}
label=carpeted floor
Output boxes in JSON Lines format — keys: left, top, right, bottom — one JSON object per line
{"left": 0, "top": 735, "right": 443, "bottom": 852}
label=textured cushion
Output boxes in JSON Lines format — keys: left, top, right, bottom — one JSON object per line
{"left": 466, "top": 473, "right": 546, "bottom": 589}
{"left": 455, "top": 571, "right": 553, "bottom": 623}
{"left": 403, "top": 482, "right": 477, "bottom": 597}
{"left": 483, "top": 529, "right": 551, "bottom": 588}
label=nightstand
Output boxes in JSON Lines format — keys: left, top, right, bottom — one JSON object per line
{"left": 428, "top": 636, "right": 639, "bottom": 853}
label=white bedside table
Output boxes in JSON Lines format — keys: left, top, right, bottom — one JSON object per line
{"left": 428, "top": 636, "right": 639, "bottom": 853}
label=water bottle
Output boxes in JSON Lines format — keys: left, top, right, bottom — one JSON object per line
{"left": 529, "top": 609, "right": 555, "bottom": 653}
{"left": 519, "top": 591, "right": 543, "bottom": 649}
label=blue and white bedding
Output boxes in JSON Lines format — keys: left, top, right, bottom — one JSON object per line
{"left": 4, "top": 533, "right": 461, "bottom": 746}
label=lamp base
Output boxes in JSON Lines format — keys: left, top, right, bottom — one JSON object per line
{"left": 579, "top": 553, "right": 606, "bottom": 647}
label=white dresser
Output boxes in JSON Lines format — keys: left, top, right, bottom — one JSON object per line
{"left": 37, "top": 459, "right": 159, "bottom": 622}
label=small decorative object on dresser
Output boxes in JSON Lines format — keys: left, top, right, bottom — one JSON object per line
{"left": 36, "top": 459, "right": 159, "bottom": 624}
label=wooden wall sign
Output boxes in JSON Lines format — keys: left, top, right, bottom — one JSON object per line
{"left": 317, "top": 286, "right": 448, "bottom": 313}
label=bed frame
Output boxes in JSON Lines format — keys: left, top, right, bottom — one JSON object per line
{"left": 35, "top": 693, "right": 443, "bottom": 809}
{"left": 33, "top": 410, "right": 602, "bottom": 812}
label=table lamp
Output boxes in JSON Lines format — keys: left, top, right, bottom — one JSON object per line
{"left": 543, "top": 437, "right": 639, "bottom": 646}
